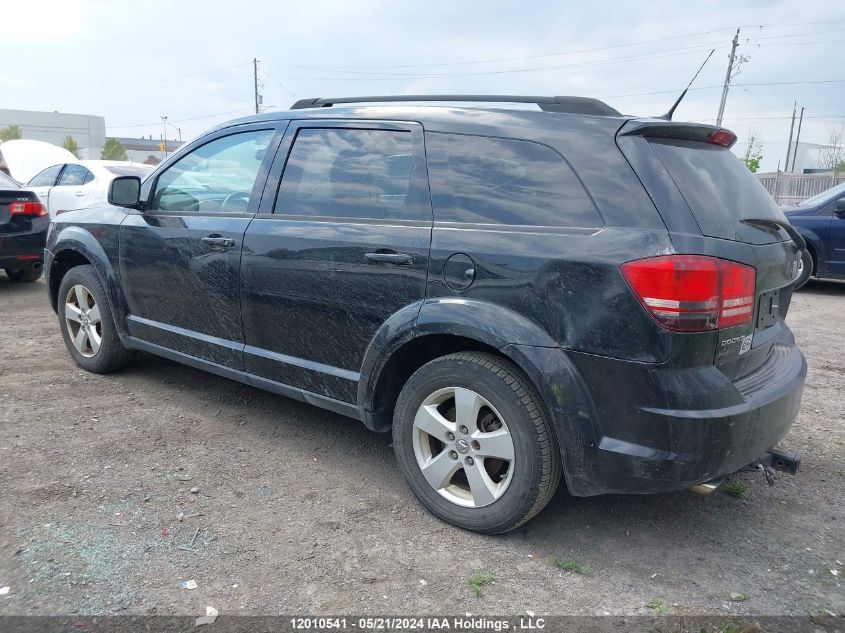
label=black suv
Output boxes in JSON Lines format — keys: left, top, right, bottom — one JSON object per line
{"left": 45, "top": 95, "right": 806, "bottom": 533}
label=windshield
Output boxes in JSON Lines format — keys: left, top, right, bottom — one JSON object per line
{"left": 648, "top": 139, "right": 788, "bottom": 244}
{"left": 797, "top": 181, "right": 845, "bottom": 208}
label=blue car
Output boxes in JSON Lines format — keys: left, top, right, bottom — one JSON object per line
{"left": 785, "top": 181, "right": 845, "bottom": 288}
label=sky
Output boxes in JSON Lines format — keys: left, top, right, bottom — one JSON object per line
{"left": 4, "top": 0, "right": 844, "bottom": 171}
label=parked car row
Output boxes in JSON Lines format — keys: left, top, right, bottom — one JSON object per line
{"left": 0, "top": 139, "right": 151, "bottom": 282}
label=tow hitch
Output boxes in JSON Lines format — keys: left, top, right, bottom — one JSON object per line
{"left": 744, "top": 448, "right": 801, "bottom": 485}
{"left": 691, "top": 449, "right": 801, "bottom": 494}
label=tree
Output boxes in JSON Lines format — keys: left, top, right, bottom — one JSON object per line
{"left": 740, "top": 130, "right": 763, "bottom": 173}
{"left": 101, "top": 137, "right": 127, "bottom": 161}
{"left": 0, "top": 125, "right": 22, "bottom": 141}
{"left": 815, "top": 128, "right": 845, "bottom": 172}
{"left": 63, "top": 135, "right": 79, "bottom": 158}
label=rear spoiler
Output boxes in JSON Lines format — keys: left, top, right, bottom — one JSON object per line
{"left": 618, "top": 120, "right": 737, "bottom": 149}
{"left": 741, "top": 218, "right": 806, "bottom": 252}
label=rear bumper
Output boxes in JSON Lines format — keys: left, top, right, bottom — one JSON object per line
{"left": 557, "top": 330, "right": 806, "bottom": 496}
{"left": 0, "top": 227, "right": 47, "bottom": 269}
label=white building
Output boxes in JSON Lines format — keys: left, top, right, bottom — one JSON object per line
{"left": 784, "top": 141, "right": 841, "bottom": 174}
{"left": 0, "top": 108, "right": 106, "bottom": 157}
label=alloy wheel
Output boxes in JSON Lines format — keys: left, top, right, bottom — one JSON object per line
{"left": 64, "top": 284, "right": 102, "bottom": 358}
{"left": 412, "top": 386, "right": 515, "bottom": 508}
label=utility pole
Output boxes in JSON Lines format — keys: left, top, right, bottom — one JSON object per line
{"left": 253, "top": 58, "right": 261, "bottom": 114}
{"left": 785, "top": 101, "right": 797, "bottom": 172}
{"left": 716, "top": 28, "right": 740, "bottom": 126}
{"left": 161, "top": 115, "right": 168, "bottom": 158}
{"left": 790, "top": 107, "right": 805, "bottom": 172}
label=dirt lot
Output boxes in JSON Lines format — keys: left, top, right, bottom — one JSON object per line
{"left": 0, "top": 276, "right": 842, "bottom": 618}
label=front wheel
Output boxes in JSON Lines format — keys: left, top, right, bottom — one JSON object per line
{"left": 57, "top": 265, "right": 134, "bottom": 373}
{"left": 392, "top": 352, "right": 562, "bottom": 534}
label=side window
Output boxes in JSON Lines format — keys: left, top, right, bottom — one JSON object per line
{"left": 425, "top": 132, "right": 602, "bottom": 228}
{"left": 58, "top": 164, "right": 93, "bottom": 186}
{"left": 27, "top": 165, "right": 63, "bottom": 187}
{"left": 275, "top": 128, "right": 415, "bottom": 220}
{"left": 151, "top": 129, "right": 274, "bottom": 213}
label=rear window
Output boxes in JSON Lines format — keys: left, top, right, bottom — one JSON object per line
{"left": 648, "top": 139, "right": 788, "bottom": 244}
{"left": 425, "top": 132, "right": 602, "bottom": 228}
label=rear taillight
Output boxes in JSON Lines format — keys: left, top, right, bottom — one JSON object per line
{"left": 9, "top": 200, "right": 48, "bottom": 217}
{"left": 706, "top": 129, "right": 737, "bottom": 147}
{"left": 621, "top": 255, "right": 755, "bottom": 332}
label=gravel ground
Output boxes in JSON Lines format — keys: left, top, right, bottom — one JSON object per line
{"left": 0, "top": 276, "right": 842, "bottom": 618}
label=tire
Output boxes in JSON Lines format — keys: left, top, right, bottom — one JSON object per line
{"left": 57, "top": 264, "right": 134, "bottom": 373}
{"left": 392, "top": 352, "right": 562, "bottom": 534}
{"left": 5, "top": 267, "right": 42, "bottom": 282}
{"left": 794, "top": 248, "right": 813, "bottom": 290}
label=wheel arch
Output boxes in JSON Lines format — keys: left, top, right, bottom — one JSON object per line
{"left": 792, "top": 225, "right": 825, "bottom": 275}
{"left": 358, "top": 297, "right": 598, "bottom": 495}
{"left": 49, "top": 227, "right": 128, "bottom": 336}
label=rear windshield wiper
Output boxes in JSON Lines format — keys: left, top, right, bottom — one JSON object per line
{"left": 741, "top": 217, "right": 806, "bottom": 252}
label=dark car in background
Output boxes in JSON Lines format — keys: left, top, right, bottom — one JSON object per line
{"left": 45, "top": 95, "right": 805, "bottom": 533}
{"left": 785, "top": 181, "right": 845, "bottom": 288}
{"left": 0, "top": 169, "right": 48, "bottom": 282}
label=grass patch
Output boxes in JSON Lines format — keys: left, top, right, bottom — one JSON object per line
{"left": 646, "top": 598, "right": 667, "bottom": 615}
{"left": 551, "top": 556, "right": 590, "bottom": 575}
{"left": 724, "top": 478, "right": 747, "bottom": 498}
{"left": 469, "top": 569, "right": 494, "bottom": 597}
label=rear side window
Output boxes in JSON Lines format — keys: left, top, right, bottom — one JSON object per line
{"left": 425, "top": 132, "right": 601, "bottom": 228}
{"left": 27, "top": 164, "right": 63, "bottom": 187}
{"left": 58, "top": 164, "right": 93, "bottom": 186}
{"left": 648, "top": 139, "right": 786, "bottom": 244}
{"left": 275, "top": 128, "right": 416, "bottom": 220}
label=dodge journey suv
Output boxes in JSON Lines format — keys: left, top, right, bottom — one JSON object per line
{"left": 45, "top": 95, "right": 806, "bottom": 533}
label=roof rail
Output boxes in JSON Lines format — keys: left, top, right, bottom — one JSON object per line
{"left": 289, "top": 95, "right": 620, "bottom": 116}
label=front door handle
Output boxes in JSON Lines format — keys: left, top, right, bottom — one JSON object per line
{"left": 365, "top": 251, "right": 414, "bottom": 265}
{"left": 201, "top": 235, "right": 236, "bottom": 249}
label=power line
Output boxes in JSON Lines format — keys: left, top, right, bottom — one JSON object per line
{"left": 290, "top": 41, "right": 731, "bottom": 80}
{"left": 295, "top": 27, "right": 736, "bottom": 70}
{"left": 601, "top": 78, "right": 845, "bottom": 100}
{"left": 294, "top": 19, "right": 845, "bottom": 72}
{"left": 108, "top": 107, "right": 256, "bottom": 130}
{"left": 2, "top": 62, "right": 251, "bottom": 91}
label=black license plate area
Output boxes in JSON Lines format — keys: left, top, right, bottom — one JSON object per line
{"left": 756, "top": 289, "right": 781, "bottom": 329}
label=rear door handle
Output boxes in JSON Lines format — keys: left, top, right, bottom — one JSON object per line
{"left": 201, "top": 235, "right": 237, "bottom": 249}
{"left": 365, "top": 251, "right": 414, "bottom": 265}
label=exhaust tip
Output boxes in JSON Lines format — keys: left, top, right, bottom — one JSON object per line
{"left": 32, "top": 261, "right": 43, "bottom": 270}
{"left": 690, "top": 479, "right": 723, "bottom": 495}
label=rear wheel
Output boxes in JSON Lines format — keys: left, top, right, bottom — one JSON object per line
{"left": 392, "top": 352, "right": 561, "bottom": 534}
{"left": 57, "top": 265, "right": 134, "bottom": 373}
{"left": 794, "top": 249, "right": 813, "bottom": 290}
{"left": 5, "top": 268, "right": 42, "bottom": 282}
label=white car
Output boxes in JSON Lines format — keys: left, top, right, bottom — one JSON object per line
{"left": 0, "top": 139, "right": 78, "bottom": 184}
{"left": 26, "top": 160, "right": 153, "bottom": 219}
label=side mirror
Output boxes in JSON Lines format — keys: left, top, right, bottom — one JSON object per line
{"left": 108, "top": 176, "right": 142, "bottom": 208}
{"left": 835, "top": 197, "right": 845, "bottom": 217}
